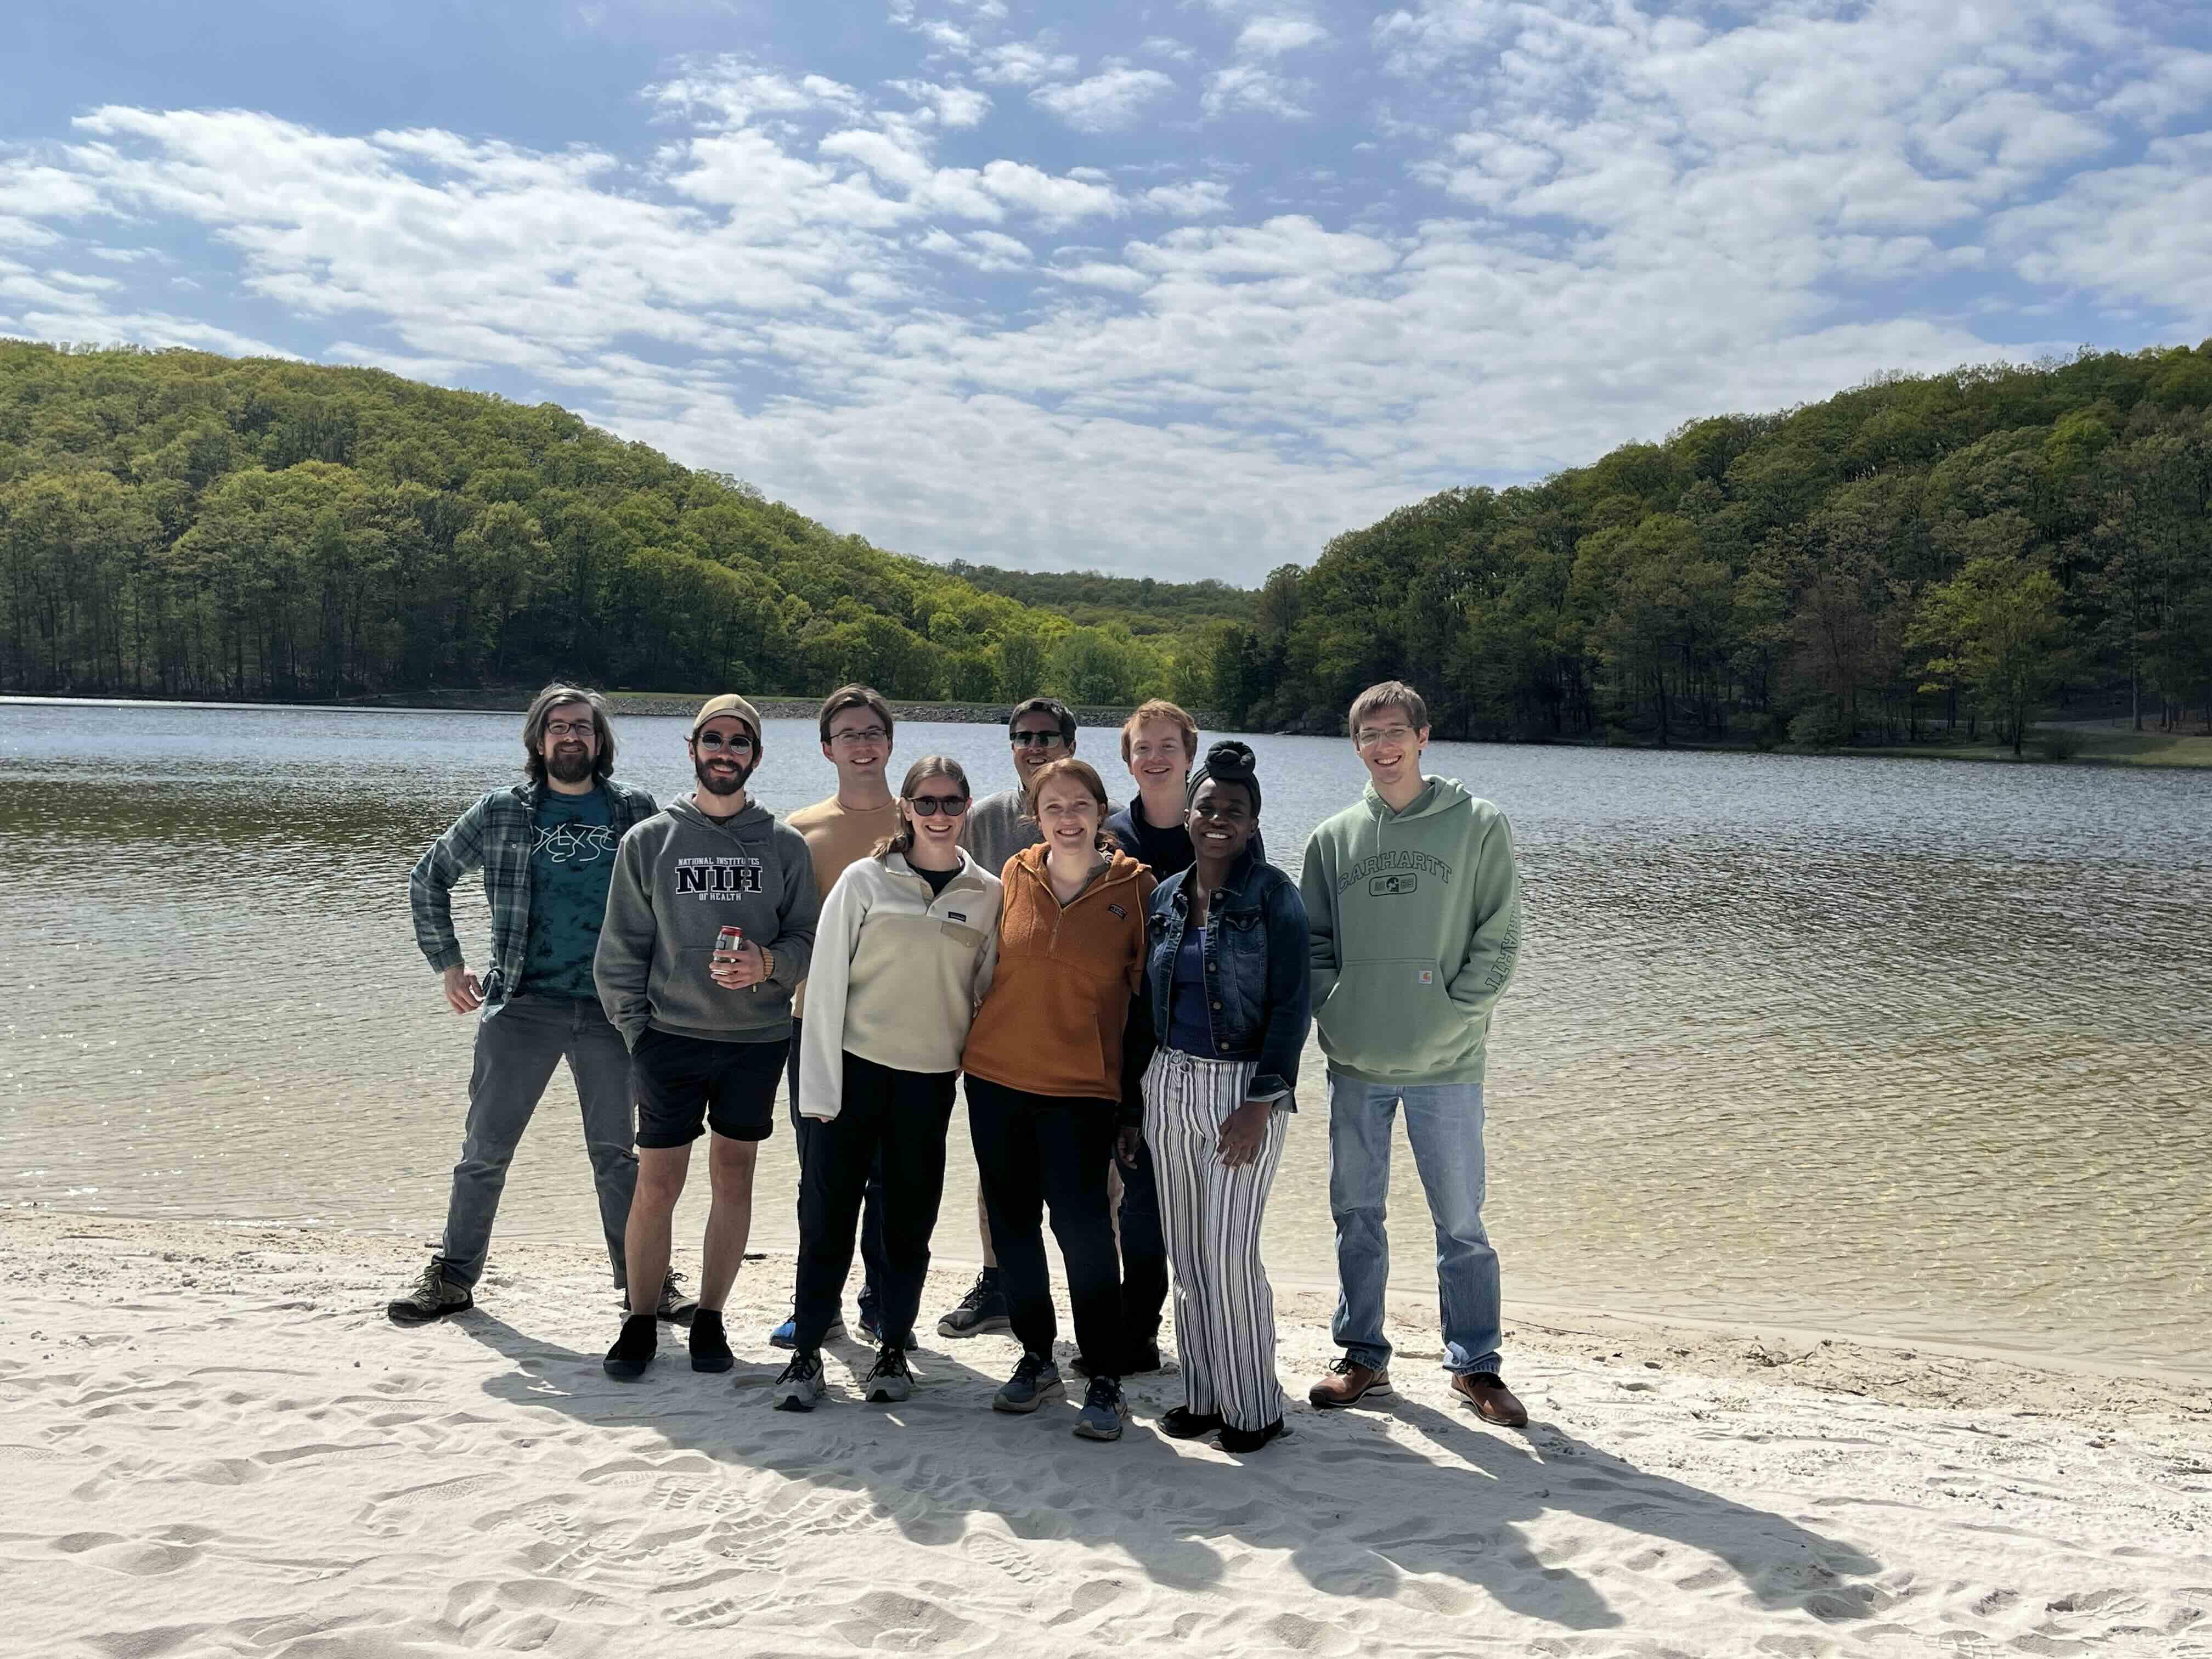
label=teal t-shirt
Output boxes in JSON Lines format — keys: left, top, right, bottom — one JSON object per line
{"left": 520, "top": 787, "right": 619, "bottom": 999}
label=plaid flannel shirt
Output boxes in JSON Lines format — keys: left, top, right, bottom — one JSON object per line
{"left": 409, "top": 778, "right": 658, "bottom": 1012}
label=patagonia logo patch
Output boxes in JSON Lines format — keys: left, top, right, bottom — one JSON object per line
{"left": 1418, "top": 969, "right": 1435, "bottom": 985}
{"left": 1107, "top": 904, "right": 1127, "bottom": 919}
{"left": 946, "top": 911, "right": 968, "bottom": 923}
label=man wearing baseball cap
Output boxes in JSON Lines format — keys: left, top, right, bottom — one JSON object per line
{"left": 594, "top": 695, "right": 821, "bottom": 1379}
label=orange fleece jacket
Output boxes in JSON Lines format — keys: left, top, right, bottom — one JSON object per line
{"left": 962, "top": 845, "right": 1156, "bottom": 1103}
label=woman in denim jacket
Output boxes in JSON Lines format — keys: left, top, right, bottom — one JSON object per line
{"left": 1139, "top": 741, "right": 1312, "bottom": 1453}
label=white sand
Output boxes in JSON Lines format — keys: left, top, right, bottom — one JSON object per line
{"left": 3, "top": 1212, "right": 2207, "bottom": 1658}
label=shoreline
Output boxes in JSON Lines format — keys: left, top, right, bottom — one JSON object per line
{"left": 9, "top": 691, "right": 2207, "bottom": 768}
{"left": 5, "top": 1209, "right": 2207, "bottom": 1657}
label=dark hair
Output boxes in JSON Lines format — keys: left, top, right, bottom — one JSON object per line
{"left": 1023, "top": 757, "right": 1116, "bottom": 853}
{"left": 874, "top": 755, "right": 969, "bottom": 861}
{"left": 522, "top": 684, "right": 616, "bottom": 787}
{"left": 1007, "top": 696, "right": 1076, "bottom": 746}
{"left": 819, "top": 684, "right": 894, "bottom": 746}
{"left": 1190, "top": 739, "right": 1261, "bottom": 816}
{"left": 1347, "top": 679, "right": 1429, "bottom": 736}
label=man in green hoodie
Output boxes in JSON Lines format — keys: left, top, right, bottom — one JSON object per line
{"left": 1298, "top": 680, "right": 1528, "bottom": 1426}
{"left": 594, "top": 694, "right": 820, "bottom": 1380}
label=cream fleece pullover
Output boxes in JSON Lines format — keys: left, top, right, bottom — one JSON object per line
{"left": 797, "top": 849, "right": 1003, "bottom": 1121}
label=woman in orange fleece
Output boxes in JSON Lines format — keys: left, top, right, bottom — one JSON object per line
{"left": 961, "top": 757, "right": 1156, "bottom": 1442}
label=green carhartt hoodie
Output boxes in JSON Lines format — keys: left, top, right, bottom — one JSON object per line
{"left": 1297, "top": 777, "right": 1522, "bottom": 1085}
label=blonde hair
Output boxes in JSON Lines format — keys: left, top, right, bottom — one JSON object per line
{"left": 1120, "top": 699, "right": 1197, "bottom": 765}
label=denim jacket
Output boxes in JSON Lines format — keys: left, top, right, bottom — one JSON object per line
{"left": 409, "top": 778, "right": 657, "bottom": 1015}
{"left": 1143, "top": 848, "right": 1313, "bottom": 1102}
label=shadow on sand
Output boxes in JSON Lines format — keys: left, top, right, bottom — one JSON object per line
{"left": 459, "top": 1313, "right": 1882, "bottom": 1633}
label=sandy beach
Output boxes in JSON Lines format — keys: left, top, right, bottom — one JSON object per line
{"left": 2, "top": 1212, "right": 2207, "bottom": 1658}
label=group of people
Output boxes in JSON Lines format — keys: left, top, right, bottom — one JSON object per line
{"left": 398, "top": 675, "right": 1525, "bottom": 1451}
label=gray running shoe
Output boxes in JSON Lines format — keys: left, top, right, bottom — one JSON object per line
{"left": 992, "top": 1351, "right": 1063, "bottom": 1414}
{"left": 772, "top": 1351, "right": 825, "bottom": 1412}
{"left": 387, "top": 1259, "right": 473, "bottom": 1326}
{"left": 938, "top": 1268, "right": 1011, "bottom": 1338}
{"left": 862, "top": 1345, "right": 913, "bottom": 1403}
{"left": 1073, "top": 1375, "right": 1125, "bottom": 1442}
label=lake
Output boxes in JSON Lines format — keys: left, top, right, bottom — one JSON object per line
{"left": 2, "top": 698, "right": 2207, "bottom": 1377}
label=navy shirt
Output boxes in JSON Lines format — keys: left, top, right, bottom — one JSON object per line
{"left": 1165, "top": 922, "right": 1220, "bottom": 1058}
{"left": 520, "top": 787, "right": 619, "bottom": 998}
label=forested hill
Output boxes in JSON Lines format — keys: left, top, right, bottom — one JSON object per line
{"left": 0, "top": 342, "right": 1210, "bottom": 707}
{"left": 943, "top": 562, "right": 1256, "bottom": 634}
{"left": 1212, "top": 343, "right": 2212, "bottom": 749}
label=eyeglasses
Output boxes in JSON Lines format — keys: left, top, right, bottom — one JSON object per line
{"left": 543, "top": 720, "right": 595, "bottom": 738}
{"left": 830, "top": 725, "right": 888, "bottom": 746}
{"left": 907, "top": 794, "right": 970, "bottom": 818}
{"left": 1009, "top": 730, "right": 1066, "bottom": 749}
{"left": 1353, "top": 724, "right": 1418, "bottom": 750}
{"left": 693, "top": 731, "right": 755, "bottom": 753}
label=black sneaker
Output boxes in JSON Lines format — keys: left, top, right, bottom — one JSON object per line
{"left": 387, "top": 1259, "right": 473, "bottom": 1325}
{"left": 1073, "top": 1374, "right": 1125, "bottom": 1442}
{"left": 937, "top": 1268, "right": 1010, "bottom": 1338}
{"left": 603, "top": 1313, "right": 657, "bottom": 1380}
{"left": 1159, "top": 1404, "right": 1223, "bottom": 1440}
{"left": 862, "top": 1345, "right": 913, "bottom": 1403}
{"left": 689, "top": 1309, "right": 733, "bottom": 1373}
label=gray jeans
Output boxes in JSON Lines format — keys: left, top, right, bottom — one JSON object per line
{"left": 436, "top": 993, "right": 638, "bottom": 1290}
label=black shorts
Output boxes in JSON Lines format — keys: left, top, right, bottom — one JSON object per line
{"left": 630, "top": 1028, "right": 789, "bottom": 1149}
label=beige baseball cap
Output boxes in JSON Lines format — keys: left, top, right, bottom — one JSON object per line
{"left": 690, "top": 693, "right": 764, "bottom": 742}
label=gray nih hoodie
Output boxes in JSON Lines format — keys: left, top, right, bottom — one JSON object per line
{"left": 593, "top": 795, "right": 821, "bottom": 1047}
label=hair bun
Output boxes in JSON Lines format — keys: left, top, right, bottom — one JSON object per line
{"left": 1205, "top": 740, "right": 1256, "bottom": 778}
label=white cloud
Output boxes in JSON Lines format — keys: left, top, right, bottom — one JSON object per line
{"left": 1142, "top": 179, "right": 1234, "bottom": 217}
{"left": 1140, "top": 36, "right": 1198, "bottom": 64}
{"left": 1201, "top": 65, "right": 1313, "bottom": 121}
{"left": 887, "top": 80, "right": 993, "bottom": 128}
{"left": 1236, "top": 16, "right": 1329, "bottom": 58}
{"left": 1030, "top": 67, "right": 1177, "bottom": 133}
{"left": 974, "top": 40, "right": 1080, "bottom": 87}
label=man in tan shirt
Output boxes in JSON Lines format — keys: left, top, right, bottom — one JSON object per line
{"left": 768, "top": 685, "right": 906, "bottom": 1350}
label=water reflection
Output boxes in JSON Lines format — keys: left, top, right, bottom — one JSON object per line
{"left": 2, "top": 701, "right": 2207, "bottom": 1375}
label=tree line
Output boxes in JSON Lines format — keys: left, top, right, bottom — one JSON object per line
{"left": 1207, "top": 343, "right": 2212, "bottom": 752}
{"left": 0, "top": 343, "right": 1195, "bottom": 708}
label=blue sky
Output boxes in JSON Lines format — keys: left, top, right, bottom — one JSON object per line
{"left": 6, "top": 1, "right": 2211, "bottom": 584}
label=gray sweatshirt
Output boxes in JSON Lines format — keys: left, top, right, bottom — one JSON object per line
{"left": 594, "top": 795, "right": 820, "bottom": 1046}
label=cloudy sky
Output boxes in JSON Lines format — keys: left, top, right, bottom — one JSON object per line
{"left": 6, "top": 2, "right": 2210, "bottom": 584}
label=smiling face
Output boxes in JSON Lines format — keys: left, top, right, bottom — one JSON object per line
{"left": 1352, "top": 705, "right": 1427, "bottom": 795}
{"left": 1125, "top": 716, "right": 1191, "bottom": 795}
{"left": 690, "top": 716, "right": 758, "bottom": 796}
{"left": 1186, "top": 775, "right": 1256, "bottom": 865}
{"left": 536, "top": 700, "right": 599, "bottom": 785}
{"left": 1032, "top": 772, "right": 1103, "bottom": 856}
{"left": 899, "top": 774, "right": 969, "bottom": 856}
{"left": 822, "top": 706, "right": 890, "bottom": 783}
{"left": 1008, "top": 713, "right": 1071, "bottom": 788}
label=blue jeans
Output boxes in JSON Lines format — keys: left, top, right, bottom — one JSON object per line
{"left": 1326, "top": 1070, "right": 1500, "bottom": 1376}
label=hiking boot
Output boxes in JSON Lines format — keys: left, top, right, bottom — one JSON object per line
{"left": 771, "top": 1350, "right": 825, "bottom": 1412}
{"left": 1307, "top": 1357, "right": 1392, "bottom": 1409}
{"left": 1450, "top": 1370, "right": 1530, "bottom": 1427}
{"left": 386, "top": 1259, "right": 472, "bottom": 1326}
{"left": 689, "top": 1310, "right": 733, "bottom": 1374}
{"left": 992, "top": 1351, "right": 1063, "bottom": 1414}
{"left": 1159, "top": 1404, "right": 1222, "bottom": 1440}
{"left": 1073, "top": 1375, "right": 1124, "bottom": 1442}
{"left": 862, "top": 1345, "right": 913, "bottom": 1403}
{"left": 1218, "top": 1418, "right": 1289, "bottom": 1454}
{"left": 650, "top": 1269, "right": 697, "bottom": 1324}
{"left": 938, "top": 1268, "right": 1011, "bottom": 1338}
{"left": 770, "top": 1307, "right": 844, "bottom": 1350}
{"left": 603, "top": 1313, "right": 657, "bottom": 1380}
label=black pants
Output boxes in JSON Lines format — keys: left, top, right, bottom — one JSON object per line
{"left": 793, "top": 1053, "right": 957, "bottom": 1353}
{"left": 967, "top": 1075, "right": 1128, "bottom": 1379}
{"left": 1117, "top": 1135, "right": 1169, "bottom": 1348}
{"left": 787, "top": 1018, "right": 890, "bottom": 1307}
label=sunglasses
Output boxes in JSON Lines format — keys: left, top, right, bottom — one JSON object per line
{"left": 693, "top": 731, "right": 755, "bottom": 753}
{"left": 1009, "top": 730, "right": 1066, "bottom": 748}
{"left": 907, "top": 794, "right": 971, "bottom": 818}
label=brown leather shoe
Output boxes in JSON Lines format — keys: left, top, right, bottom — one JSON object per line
{"left": 1308, "top": 1357, "right": 1392, "bottom": 1409}
{"left": 1451, "top": 1370, "right": 1529, "bottom": 1427}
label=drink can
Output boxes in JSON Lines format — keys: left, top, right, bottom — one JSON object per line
{"left": 714, "top": 925, "right": 743, "bottom": 959}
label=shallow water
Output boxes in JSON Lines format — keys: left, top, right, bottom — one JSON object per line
{"left": 3, "top": 699, "right": 2207, "bottom": 1375}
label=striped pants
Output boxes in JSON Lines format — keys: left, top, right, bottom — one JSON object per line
{"left": 1143, "top": 1048, "right": 1288, "bottom": 1431}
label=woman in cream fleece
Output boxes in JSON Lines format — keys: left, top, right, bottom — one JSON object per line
{"left": 771, "top": 757, "right": 1002, "bottom": 1412}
